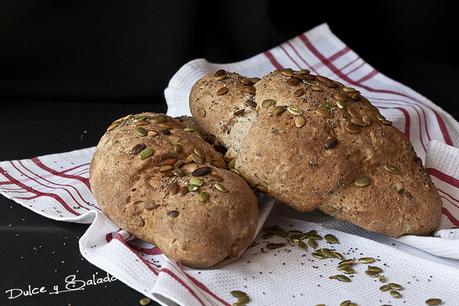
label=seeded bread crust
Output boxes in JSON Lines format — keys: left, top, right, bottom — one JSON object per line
{"left": 189, "top": 70, "right": 442, "bottom": 237}
{"left": 89, "top": 113, "right": 258, "bottom": 268}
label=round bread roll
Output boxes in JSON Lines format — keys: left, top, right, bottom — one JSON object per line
{"left": 190, "top": 69, "right": 442, "bottom": 237}
{"left": 90, "top": 113, "right": 258, "bottom": 268}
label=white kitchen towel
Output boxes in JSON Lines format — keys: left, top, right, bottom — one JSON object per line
{"left": 1, "top": 23, "right": 459, "bottom": 305}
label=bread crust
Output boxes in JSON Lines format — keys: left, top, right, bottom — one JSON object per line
{"left": 90, "top": 113, "right": 258, "bottom": 267}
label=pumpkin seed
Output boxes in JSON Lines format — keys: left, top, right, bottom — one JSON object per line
{"left": 384, "top": 164, "right": 399, "bottom": 174}
{"left": 298, "top": 68, "right": 310, "bottom": 74}
{"left": 367, "top": 266, "right": 383, "bottom": 273}
{"left": 214, "top": 182, "right": 227, "bottom": 192}
{"left": 191, "top": 153, "right": 203, "bottom": 164}
{"left": 311, "top": 85, "right": 322, "bottom": 91}
{"left": 168, "top": 182, "right": 178, "bottom": 195}
{"left": 358, "top": 257, "right": 376, "bottom": 264}
{"left": 376, "top": 114, "right": 386, "bottom": 121}
{"left": 330, "top": 274, "right": 351, "bottom": 282}
{"left": 266, "top": 243, "right": 286, "bottom": 250}
{"left": 347, "top": 107, "right": 360, "bottom": 119}
{"left": 167, "top": 210, "right": 179, "bottom": 218}
{"left": 256, "top": 184, "right": 267, "bottom": 192}
{"left": 250, "top": 77, "right": 261, "bottom": 83}
{"left": 308, "top": 238, "right": 318, "bottom": 249}
{"left": 198, "top": 191, "right": 209, "bottom": 202}
{"left": 294, "top": 115, "right": 306, "bottom": 128}
{"left": 227, "top": 158, "right": 236, "bottom": 169}
{"left": 246, "top": 100, "right": 257, "bottom": 108}
{"left": 287, "top": 77, "right": 301, "bottom": 86}
{"left": 321, "top": 248, "right": 335, "bottom": 258}
{"left": 342, "top": 267, "right": 356, "bottom": 274}
{"left": 382, "top": 119, "right": 392, "bottom": 125}
{"left": 139, "top": 148, "right": 154, "bottom": 160}
{"left": 131, "top": 143, "right": 146, "bottom": 155}
{"left": 345, "top": 122, "right": 361, "bottom": 134}
{"left": 217, "top": 87, "right": 229, "bottom": 95}
{"left": 139, "top": 297, "right": 151, "bottom": 305}
{"left": 390, "top": 290, "right": 402, "bottom": 299}
{"left": 190, "top": 177, "right": 203, "bottom": 186}
{"left": 298, "top": 241, "right": 308, "bottom": 250}
{"left": 184, "top": 127, "right": 197, "bottom": 132}
{"left": 332, "top": 251, "right": 345, "bottom": 260}
{"left": 365, "top": 270, "right": 380, "bottom": 277}
{"left": 380, "top": 284, "right": 391, "bottom": 292}
{"left": 316, "top": 108, "right": 331, "bottom": 118}
{"left": 135, "top": 126, "right": 148, "bottom": 137}
{"left": 214, "top": 69, "right": 226, "bottom": 80}
{"left": 362, "top": 114, "right": 372, "bottom": 125}
{"left": 192, "top": 167, "right": 211, "bottom": 177}
{"left": 173, "top": 168, "right": 186, "bottom": 177}
{"left": 309, "top": 233, "right": 323, "bottom": 240}
{"left": 234, "top": 108, "right": 245, "bottom": 116}
{"left": 425, "top": 298, "right": 442, "bottom": 305}
{"left": 334, "top": 93, "right": 347, "bottom": 101}
{"left": 159, "top": 165, "right": 173, "bottom": 172}
{"left": 388, "top": 283, "right": 403, "bottom": 290}
{"left": 312, "top": 251, "right": 327, "bottom": 259}
{"left": 188, "top": 184, "right": 199, "bottom": 192}
{"left": 287, "top": 106, "right": 302, "bottom": 115}
{"left": 324, "top": 234, "right": 339, "bottom": 244}
{"left": 281, "top": 68, "right": 294, "bottom": 76}
{"left": 324, "top": 138, "right": 338, "bottom": 150}
{"left": 293, "top": 88, "right": 304, "bottom": 97}
{"left": 339, "top": 259, "right": 356, "bottom": 266}
{"left": 262, "top": 99, "right": 276, "bottom": 108}
{"left": 197, "top": 107, "right": 206, "bottom": 117}
{"left": 340, "top": 301, "right": 351, "bottom": 306}
{"left": 336, "top": 100, "right": 346, "bottom": 109}
{"left": 274, "top": 105, "right": 286, "bottom": 116}
{"left": 342, "top": 87, "right": 355, "bottom": 93}
{"left": 379, "top": 275, "right": 386, "bottom": 282}
{"left": 354, "top": 176, "right": 370, "bottom": 187}
{"left": 316, "top": 304, "right": 326, "bottom": 306}
{"left": 230, "top": 290, "right": 250, "bottom": 304}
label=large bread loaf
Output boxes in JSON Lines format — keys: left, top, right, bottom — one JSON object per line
{"left": 190, "top": 69, "right": 442, "bottom": 237}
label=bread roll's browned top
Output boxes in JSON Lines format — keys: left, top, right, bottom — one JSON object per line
{"left": 90, "top": 113, "right": 258, "bottom": 267}
{"left": 190, "top": 69, "right": 442, "bottom": 237}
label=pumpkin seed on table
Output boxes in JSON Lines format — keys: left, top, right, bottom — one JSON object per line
{"left": 230, "top": 290, "right": 250, "bottom": 304}
{"left": 390, "top": 290, "right": 402, "bottom": 299}
{"left": 308, "top": 233, "right": 323, "bottom": 240}
{"left": 388, "top": 283, "right": 403, "bottom": 290}
{"left": 311, "top": 251, "right": 327, "bottom": 259}
{"left": 139, "top": 148, "right": 154, "bottom": 160}
{"left": 339, "top": 259, "right": 356, "bottom": 265}
{"left": 324, "top": 234, "right": 339, "bottom": 244}
{"left": 425, "top": 298, "right": 443, "bottom": 305}
{"left": 332, "top": 251, "right": 345, "bottom": 260}
{"left": 217, "top": 87, "right": 229, "bottom": 95}
{"left": 308, "top": 238, "right": 319, "bottom": 249}
{"left": 341, "top": 301, "right": 358, "bottom": 306}
{"left": 266, "top": 243, "right": 286, "bottom": 250}
{"left": 329, "top": 274, "right": 351, "bottom": 282}
{"left": 378, "top": 275, "right": 386, "bottom": 282}
{"left": 297, "top": 241, "right": 308, "bottom": 250}
{"left": 139, "top": 297, "right": 151, "bottom": 305}
{"left": 135, "top": 126, "right": 148, "bottom": 136}
{"left": 379, "top": 284, "right": 391, "bottom": 292}
{"left": 358, "top": 257, "right": 376, "bottom": 263}
{"left": 354, "top": 176, "right": 370, "bottom": 187}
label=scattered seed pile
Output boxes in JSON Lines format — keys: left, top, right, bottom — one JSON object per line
{"left": 229, "top": 224, "right": 445, "bottom": 306}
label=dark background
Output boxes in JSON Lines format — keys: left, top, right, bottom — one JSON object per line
{"left": 1, "top": 1, "right": 458, "bottom": 305}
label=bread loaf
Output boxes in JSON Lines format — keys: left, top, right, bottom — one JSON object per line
{"left": 190, "top": 69, "right": 442, "bottom": 237}
{"left": 90, "top": 113, "right": 258, "bottom": 268}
